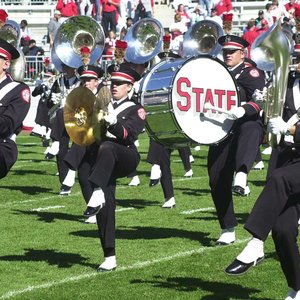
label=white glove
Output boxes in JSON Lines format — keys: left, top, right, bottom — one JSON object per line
{"left": 51, "top": 92, "right": 61, "bottom": 105}
{"left": 267, "top": 117, "right": 290, "bottom": 135}
{"left": 227, "top": 107, "right": 245, "bottom": 120}
{"left": 104, "top": 113, "right": 117, "bottom": 126}
{"left": 252, "top": 87, "right": 267, "bottom": 102}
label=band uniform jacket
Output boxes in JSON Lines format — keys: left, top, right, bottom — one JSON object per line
{"left": 231, "top": 62, "right": 266, "bottom": 120}
{"left": 105, "top": 97, "right": 146, "bottom": 146}
{"left": 0, "top": 74, "right": 30, "bottom": 178}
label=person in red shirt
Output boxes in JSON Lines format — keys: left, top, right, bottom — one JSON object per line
{"left": 0, "top": 9, "right": 8, "bottom": 29}
{"left": 100, "top": 0, "right": 120, "bottom": 37}
{"left": 56, "top": 0, "right": 78, "bottom": 19}
{"left": 213, "top": 0, "right": 233, "bottom": 17}
{"left": 175, "top": 4, "right": 190, "bottom": 28}
{"left": 242, "top": 18, "right": 259, "bottom": 58}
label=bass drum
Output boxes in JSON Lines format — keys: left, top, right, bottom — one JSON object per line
{"left": 139, "top": 55, "right": 240, "bottom": 148}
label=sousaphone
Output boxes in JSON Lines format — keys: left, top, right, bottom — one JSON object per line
{"left": 52, "top": 16, "right": 105, "bottom": 72}
{"left": 0, "top": 20, "right": 26, "bottom": 81}
{"left": 182, "top": 20, "right": 224, "bottom": 58}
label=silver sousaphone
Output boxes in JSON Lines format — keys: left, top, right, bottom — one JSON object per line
{"left": 182, "top": 19, "right": 224, "bottom": 58}
{"left": 52, "top": 16, "right": 105, "bottom": 72}
{"left": 124, "top": 18, "right": 163, "bottom": 64}
{"left": 0, "top": 19, "right": 26, "bottom": 81}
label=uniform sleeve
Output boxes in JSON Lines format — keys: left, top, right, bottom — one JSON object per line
{"left": 240, "top": 68, "right": 266, "bottom": 117}
{"left": 0, "top": 84, "right": 30, "bottom": 138}
{"left": 108, "top": 106, "right": 146, "bottom": 145}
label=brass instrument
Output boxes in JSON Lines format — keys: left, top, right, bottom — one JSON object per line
{"left": 182, "top": 20, "right": 224, "bottom": 57}
{"left": 0, "top": 20, "right": 26, "bottom": 81}
{"left": 64, "top": 86, "right": 111, "bottom": 146}
{"left": 251, "top": 20, "right": 291, "bottom": 146}
{"left": 52, "top": 16, "right": 105, "bottom": 72}
{"left": 124, "top": 18, "right": 163, "bottom": 64}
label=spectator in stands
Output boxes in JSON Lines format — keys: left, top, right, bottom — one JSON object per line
{"left": 104, "top": 30, "right": 116, "bottom": 60}
{"left": 256, "top": 18, "right": 269, "bottom": 35}
{"left": 255, "top": 10, "right": 265, "bottom": 29}
{"left": 26, "top": 40, "right": 45, "bottom": 78}
{"left": 199, "top": 0, "right": 211, "bottom": 15}
{"left": 285, "top": 0, "right": 300, "bottom": 21}
{"left": 264, "top": 3, "right": 274, "bottom": 27}
{"left": 282, "top": 16, "right": 293, "bottom": 35}
{"left": 133, "top": 0, "right": 154, "bottom": 23}
{"left": 47, "top": 10, "right": 62, "bottom": 50}
{"left": 100, "top": 0, "right": 120, "bottom": 37}
{"left": 0, "top": 9, "right": 8, "bottom": 29}
{"left": 79, "top": 0, "right": 93, "bottom": 17}
{"left": 212, "top": 0, "right": 233, "bottom": 17}
{"left": 271, "top": 0, "right": 287, "bottom": 23}
{"left": 206, "top": 7, "right": 223, "bottom": 27}
{"left": 169, "top": 13, "right": 187, "bottom": 55}
{"left": 20, "top": 20, "right": 33, "bottom": 43}
{"left": 190, "top": 4, "right": 207, "bottom": 26}
{"left": 119, "top": 17, "right": 133, "bottom": 40}
{"left": 176, "top": 3, "right": 190, "bottom": 28}
{"left": 242, "top": 18, "right": 259, "bottom": 58}
{"left": 56, "top": 0, "right": 78, "bottom": 22}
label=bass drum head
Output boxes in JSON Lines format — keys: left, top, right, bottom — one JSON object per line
{"left": 171, "top": 55, "right": 240, "bottom": 145}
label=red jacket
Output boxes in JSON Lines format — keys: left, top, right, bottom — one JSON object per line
{"left": 214, "top": 0, "right": 233, "bottom": 16}
{"left": 56, "top": 0, "right": 78, "bottom": 17}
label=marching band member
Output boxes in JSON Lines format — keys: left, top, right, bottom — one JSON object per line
{"left": 62, "top": 64, "right": 104, "bottom": 224}
{"left": 45, "top": 63, "right": 79, "bottom": 190}
{"left": 0, "top": 38, "right": 30, "bottom": 179}
{"left": 224, "top": 56, "right": 300, "bottom": 300}
{"left": 207, "top": 35, "right": 266, "bottom": 245}
{"left": 77, "top": 64, "right": 145, "bottom": 271}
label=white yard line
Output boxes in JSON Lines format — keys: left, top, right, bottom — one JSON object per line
{"left": 32, "top": 205, "right": 66, "bottom": 212}
{"left": 180, "top": 207, "right": 215, "bottom": 215}
{"left": 0, "top": 238, "right": 249, "bottom": 300}
{"left": 1, "top": 176, "right": 208, "bottom": 208}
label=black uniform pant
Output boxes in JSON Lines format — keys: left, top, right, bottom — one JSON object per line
{"left": 35, "top": 98, "right": 51, "bottom": 129}
{"left": 208, "top": 120, "right": 263, "bottom": 229}
{"left": 244, "top": 145, "right": 300, "bottom": 291}
{"left": 0, "top": 139, "right": 17, "bottom": 179}
{"left": 50, "top": 108, "right": 70, "bottom": 184}
{"left": 147, "top": 139, "right": 174, "bottom": 200}
{"left": 178, "top": 147, "right": 192, "bottom": 172}
{"left": 78, "top": 141, "right": 140, "bottom": 257}
{"left": 64, "top": 143, "right": 86, "bottom": 171}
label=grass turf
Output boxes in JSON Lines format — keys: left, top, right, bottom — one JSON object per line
{"left": 0, "top": 132, "right": 288, "bottom": 299}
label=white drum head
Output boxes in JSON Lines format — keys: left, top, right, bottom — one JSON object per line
{"left": 171, "top": 56, "right": 239, "bottom": 145}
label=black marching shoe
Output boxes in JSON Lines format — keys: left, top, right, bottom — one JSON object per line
{"left": 232, "top": 185, "right": 250, "bottom": 197}
{"left": 149, "top": 179, "right": 160, "bottom": 187}
{"left": 45, "top": 153, "right": 55, "bottom": 160}
{"left": 224, "top": 256, "right": 264, "bottom": 276}
{"left": 83, "top": 205, "right": 102, "bottom": 217}
{"left": 59, "top": 184, "right": 71, "bottom": 196}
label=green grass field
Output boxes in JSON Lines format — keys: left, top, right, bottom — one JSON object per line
{"left": 0, "top": 132, "right": 290, "bottom": 299}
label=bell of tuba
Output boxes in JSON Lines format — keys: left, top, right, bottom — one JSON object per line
{"left": 52, "top": 16, "right": 105, "bottom": 71}
{"left": 251, "top": 20, "right": 291, "bottom": 146}
{"left": 124, "top": 18, "right": 163, "bottom": 64}
{"left": 182, "top": 20, "right": 224, "bottom": 57}
{"left": 0, "top": 19, "right": 26, "bottom": 81}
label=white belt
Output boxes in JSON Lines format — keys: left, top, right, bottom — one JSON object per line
{"left": 8, "top": 133, "right": 16, "bottom": 142}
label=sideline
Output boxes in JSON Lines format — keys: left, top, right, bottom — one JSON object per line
{"left": 0, "top": 238, "right": 250, "bottom": 300}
